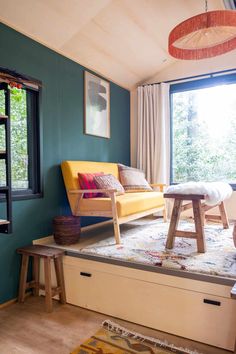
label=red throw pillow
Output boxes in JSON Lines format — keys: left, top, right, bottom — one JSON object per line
{"left": 78, "top": 172, "right": 104, "bottom": 198}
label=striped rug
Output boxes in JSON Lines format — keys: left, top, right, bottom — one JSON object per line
{"left": 71, "top": 320, "right": 201, "bottom": 354}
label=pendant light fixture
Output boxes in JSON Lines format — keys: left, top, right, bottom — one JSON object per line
{"left": 168, "top": 0, "right": 236, "bottom": 60}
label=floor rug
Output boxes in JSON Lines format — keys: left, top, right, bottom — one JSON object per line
{"left": 71, "top": 320, "right": 201, "bottom": 354}
{"left": 79, "top": 219, "right": 236, "bottom": 278}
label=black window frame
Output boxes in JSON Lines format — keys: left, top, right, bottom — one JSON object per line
{"left": 0, "top": 82, "right": 42, "bottom": 201}
{"left": 170, "top": 72, "right": 236, "bottom": 190}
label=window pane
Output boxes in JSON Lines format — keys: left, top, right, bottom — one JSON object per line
{"left": 10, "top": 88, "right": 28, "bottom": 190}
{"left": 0, "top": 90, "right": 6, "bottom": 186}
{"left": 172, "top": 83, "right": 236, "bottom": 184}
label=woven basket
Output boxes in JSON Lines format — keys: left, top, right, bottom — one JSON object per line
{"left": 53, "top": 216, "right": 81, "bottom": 245}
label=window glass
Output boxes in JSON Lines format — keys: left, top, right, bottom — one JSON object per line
{"left": 0, "top": 84, "right": 40, "bottom": 196}
{"left": 10, "top": 88, "right": 28, "bottom": 190}
{"left": 171, "top": 81, "right": 236, "bottom": 185}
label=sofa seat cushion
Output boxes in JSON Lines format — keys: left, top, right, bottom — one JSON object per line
{"left": 79, "top": 192, "right": 164, "bottom": 217}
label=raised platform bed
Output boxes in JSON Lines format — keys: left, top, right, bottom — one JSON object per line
{"left": 34, "top": 219, "right": 236, "bottom": 351}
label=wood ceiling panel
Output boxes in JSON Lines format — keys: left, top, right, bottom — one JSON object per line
{"left": 0, "top": 0, "right": 80, "bottom": 47}
{"left": 61, "top": 32, "right": 140, "bottom": 88}
{"left": 62, "top": 8, "right": 168, "bottom": 81}
{"left": 0, "top": 0, "right": 226, "bottom": 89}
{"left": 37, "top": 0, "right": 112, "bottom": 46}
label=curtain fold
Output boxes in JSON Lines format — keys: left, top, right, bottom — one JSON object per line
{"left": 137, "top": 83, "right": 170, "bottom": 184}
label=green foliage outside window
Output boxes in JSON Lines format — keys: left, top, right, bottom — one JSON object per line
{"left": 0, "top": 87, "right": 28, "bottom": 189}
{"left": 172, "top": 84, "right": 236, "bottom": 184}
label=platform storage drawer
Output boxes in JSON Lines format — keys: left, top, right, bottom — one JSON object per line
{"left": 41, "top": 255, "right": 236, "bottom": 351}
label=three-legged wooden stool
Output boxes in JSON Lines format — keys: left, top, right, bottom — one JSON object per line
{"left": 164, "top": 193, "right": 229, "bottom": 253}
{"left": 17, "top": 245, "right": 66, "bottom": 312}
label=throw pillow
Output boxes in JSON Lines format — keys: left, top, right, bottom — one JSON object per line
{"left": 94, "top": 174, "right": 125, "bottom": 197}
{"left": 118, "top": 164, "right": 152, "bottom": 192}
{"left": 78, "top": 172, "right": 104, "bottom": 198}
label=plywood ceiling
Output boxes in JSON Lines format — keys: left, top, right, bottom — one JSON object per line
{"left": 0, "top": 0, "right": 225, "bottom": 89}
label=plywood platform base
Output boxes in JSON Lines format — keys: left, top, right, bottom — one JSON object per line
{"left": 36, "top": 254, "right": 236, "bottom": 352}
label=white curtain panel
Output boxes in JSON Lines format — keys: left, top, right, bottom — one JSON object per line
{"left": 137, "top": 83, "right": 170, "bottom": 185}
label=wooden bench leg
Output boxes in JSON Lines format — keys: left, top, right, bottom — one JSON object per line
{"left": 110, "top": 193, "right": 121, "bottom": 244}
{"left": 166, "top": 199, "right": 182, "bottom": 249}
{"left": 18, "top": 254, "right": 29, "bottom": 303}
{"left": 113, "top": 220, "right": 121, "bottom": 244}
{"left": 54, "top": 256, "right": 66, "bottom": 304}
{"left": 192, "top": 200, "right": 206, "bottom": 253}
{"left": 219, "top": 201, "right": 229, "bottom": 229}
{"left": 201, "top": 207, "right": 206, "bottom": 226}
{"left": 44, "top": 258, "right": 53, "bottom": 313}
{"left": 33, "top": 256, "right": 40, "bottom": 296}
{"left": 163, "top": 204, "right": 167, "bottom": 222}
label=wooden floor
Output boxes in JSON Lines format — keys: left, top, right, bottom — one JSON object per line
{"left": 0, "top": 296, "right": 234, "bottom": 354}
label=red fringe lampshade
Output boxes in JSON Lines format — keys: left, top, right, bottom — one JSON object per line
{"left": 168, "top": 10, "right": 236, "bottom": 60}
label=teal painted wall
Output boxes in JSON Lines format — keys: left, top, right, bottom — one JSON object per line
{"left": 0, "top": 23, "right": 130, "bottom": 304}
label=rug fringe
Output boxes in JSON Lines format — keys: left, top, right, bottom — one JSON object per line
{"left": 102, "top": 320, "right": 202, "bottom": 354}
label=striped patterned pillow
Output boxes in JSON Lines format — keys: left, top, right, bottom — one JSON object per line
{"left": 78, "top": 172, "right": 104, "bottom": 198}
{"left": 118, "top": 164, "right": 152, "bottom": 192}
{"left": 94, "top": 174, "right": 125, "bottom": 197}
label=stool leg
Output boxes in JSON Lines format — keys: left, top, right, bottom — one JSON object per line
{"left": 33, "top": 256, "right": 40, "bottom": 296}
{"left": 201, "top": 204, "right": 206, "bottom": 226}
{"left": 44, "top": 258, "right": 53, "bottom": 312}
{"left": 163, "top": 204, "right": 167, "bottom": 222}
{"left": 54, "top": 256, "right": 66, "bottom": 304}
{"left": 166, "top": 199, "right": 182, "bottom": 249}
{"left": 219, "top": 201, "right": 229, "bottom": 229}
{"left": 193, "top": 200, "right": 206, "bottom": 253}
{"left": 18, "top": 254, "right": 29, "bottom": 303}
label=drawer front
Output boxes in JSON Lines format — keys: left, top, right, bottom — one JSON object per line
{"left": 63, "top": 256, "right": 234, "bottom": 298}
{"left": 64, "top": 263, "right": 236, "bottom": 351}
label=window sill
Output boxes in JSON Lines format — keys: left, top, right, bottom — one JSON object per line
{"left": 12, "top": 193, "right": 43, "bottom": 201}
{"left": 0, "top": 192, "right": 43, "bottom": 202}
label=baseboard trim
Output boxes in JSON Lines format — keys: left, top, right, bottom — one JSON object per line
{"left": 0, "top": 292, "right": 31, "bottom": 310}
{"left": 33, "top": 219, "right": 113, "bottom": 245}
{"left": 0, "top": 298, "right": 17, "bottom": 309}
{"left": 81, "top": 219, "right": 112, "bottom": 232}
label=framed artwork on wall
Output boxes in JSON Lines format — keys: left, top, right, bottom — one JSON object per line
{"left": 84, "top": 71, "right": 110, "bottom": 138}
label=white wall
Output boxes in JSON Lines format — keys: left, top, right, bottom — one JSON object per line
{"left": 130, "top": 51, "right": 236, "bottom": 218}
{"left": 144, "top": 51, "right": 236, "bottom": 84}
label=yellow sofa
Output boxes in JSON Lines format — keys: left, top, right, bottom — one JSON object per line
{"left": 61, "top": 161, "right": 166, "bottom": 244}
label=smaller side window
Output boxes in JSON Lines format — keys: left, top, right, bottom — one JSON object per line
{"left": 0, "top": 82, "right": 41, "bottom": 198}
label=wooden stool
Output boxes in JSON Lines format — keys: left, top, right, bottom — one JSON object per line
{"left": 164, "top": 193, "right": 229, "bottom": 253}
{"left": 17, "top": 245, "right": 66, "bottom": 312}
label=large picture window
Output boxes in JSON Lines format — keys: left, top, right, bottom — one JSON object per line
{"left": 170, "top": 73, "right": 236, "bottom": 188}
{"left": 0, "top": 81, "right": 41, "bottom": 198}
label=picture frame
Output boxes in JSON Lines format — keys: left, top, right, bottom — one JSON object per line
{"left": 84, "top": 71, "right": 110, "bottom": 139}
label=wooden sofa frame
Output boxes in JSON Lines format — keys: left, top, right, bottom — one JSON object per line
{"left": 69, "top": 183, "right": 166, "bottom": 244}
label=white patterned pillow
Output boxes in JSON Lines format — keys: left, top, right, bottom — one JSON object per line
{"left": 94, "top": 174, "right": 125, "bottom": 197}
{"left": 118, "top": 164, "right": 152, "bottom": 192}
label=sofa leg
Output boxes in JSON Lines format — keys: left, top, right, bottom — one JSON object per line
{"left": 113, "top": 220, "right": 121, "bottom": 244}
{"left": 110, "top": 193, "right": 121, "bottom": 244}
{"left": 163, "top": 205, "right": 167, "bottom": 222}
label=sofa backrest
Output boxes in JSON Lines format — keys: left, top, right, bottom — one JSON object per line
{"left": 61, "top": 160, "right": 119, "bottom": 191}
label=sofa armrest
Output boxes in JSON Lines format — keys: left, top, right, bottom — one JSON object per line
{"left": 150, "top": 183, "right": 167, "bottom": 192}
{"left": 69, "top": 189, "right": 117, "bottom": 195}
{"left": 68, "top": 189, "right": 118, "bottom": 216}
